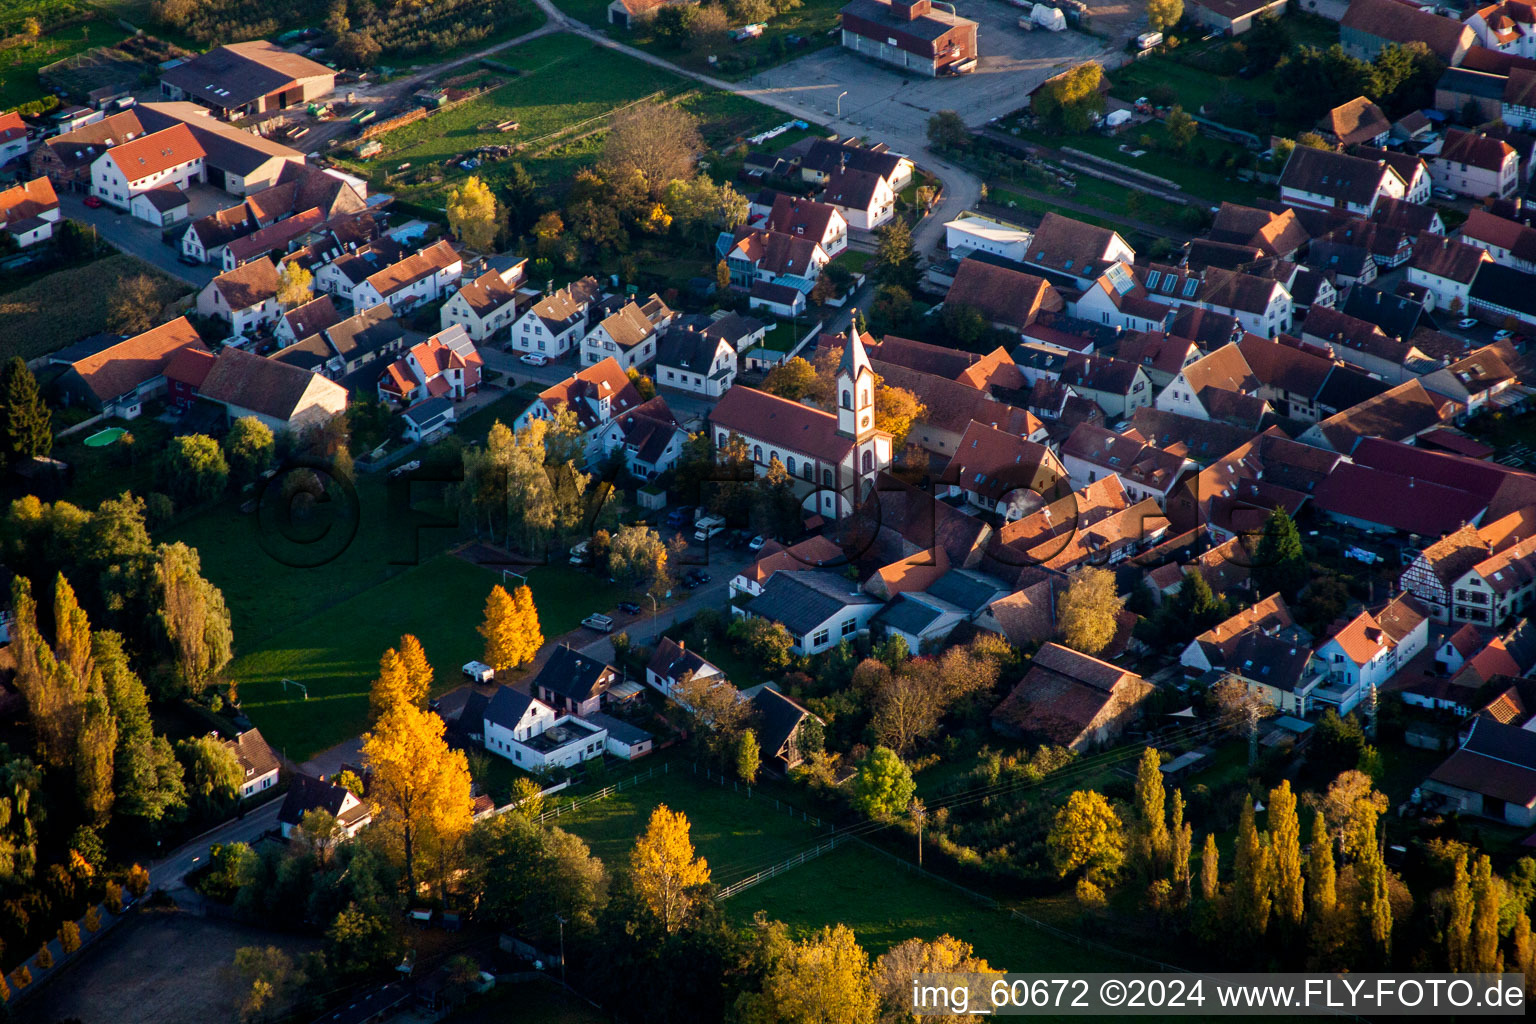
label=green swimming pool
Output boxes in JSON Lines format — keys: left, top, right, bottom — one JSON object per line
{"left": 82, "top": 427, "right": 127, "bottom": 447}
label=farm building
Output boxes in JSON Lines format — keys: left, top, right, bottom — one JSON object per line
{"left": 839, "top": 0, "right": 979, "bottom": 77}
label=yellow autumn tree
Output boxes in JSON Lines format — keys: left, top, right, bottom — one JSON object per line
{"left": 276, "top": 262, "right": 314, "bottom": 308}
{"left": 368, "top": 647, "right": 411, "bottom": 722}
{"left": 447, "top": 175, "right": 498, "bottom": 252}
{"left": 742, "top": 924, "right": 880, "bottom": 1024}
{"left": 479, "top": 584, "right": 541, "bottom": 671}
{"left": 397, "top": 633, "right": 433, "bottom": 704}
{"left": 362, "top": 701, "right": 473, "bottom": 896}
{"left": 630, "top": 804, "right": 711, "bottom": 934}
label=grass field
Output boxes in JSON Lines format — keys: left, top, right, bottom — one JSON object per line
{"left": 225, "top": 551, "right": 628, "bottom": 760}
{"left": 730, "top": 842, "right": 1138, "bottom": 970}
{"left": 348, "top": 33, "right": 794, "bottom": 203}
{"left": 0, "top": 252, "right": 190, "bottom": 363}
{"left": 552, "top": 768, "right": 829, "bottom": 883}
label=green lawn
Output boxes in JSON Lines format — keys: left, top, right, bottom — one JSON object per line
{"left": 345, "top": 33, "right": 797, "bottom": 202}
{"left": 730, "top": 842, "right": 1138, "bottom": 970}
{"left": 552, "top": 768, "right": 828, "bottom": 883}
{"left": 226, "top": 552, "right": 628, "bottom": 760}
{"left": 0, "top": 19, "right": 134, "bottom": 112}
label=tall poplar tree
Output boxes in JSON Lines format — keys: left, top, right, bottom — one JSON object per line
{"left": 1307, "top": 812, "right": 1336, "bottom": 918}
{"left": 1268, "top": 780, "right": 1304, "bottom": 926}
{"left": 1233, "top": 798, "right": 1272, "bottom": 938}
{"left": 1135, "top": 747, "right": 1169, "bottom": 878}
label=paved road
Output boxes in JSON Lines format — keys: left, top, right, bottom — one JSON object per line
{"left": 57, "top": 193, "right": 217, "bottom": 289}
{"left": 146, "top": 797, "right": 283, "bottom": 892}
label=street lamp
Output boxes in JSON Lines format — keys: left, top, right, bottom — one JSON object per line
{"left": 837, "top": 90, "right": 848, "bottom": 117}
{"left": 554, "top": 913, "right": 567, "bottom": 988}
{"left": 647, "top": 593, "right": 658, "bottom": 643}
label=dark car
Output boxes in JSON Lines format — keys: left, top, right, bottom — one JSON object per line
{"left": 685, "top": 569, "right": 712, "bottom": 588}
{"left": 665, "top": 506, "right": 695, "bottom": 528}
{"left": 177, "top": 253, "right": 201, "bottom": 266}
{"left": 617, "top": 600, "right": 641, "bottom": 615}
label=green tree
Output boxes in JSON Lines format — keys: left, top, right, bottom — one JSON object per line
{"left": 155, "top": 542, "right": 233, "bottom": 694}
{"left": 736, "top": 729, "right": 760, "bottom": 784}
{"left": 106, "top": 274, "right": 164, "bottom": 335}
{"left": 1252, "top": 506, "right": 1307, "bottom": 599}
{"left": 740, "top": 924, "right": 879, "bottom": 1024}
{"left": 1201, "top": 832, "right": 1220, "bottom": 901}
{"left": 1471, "top": 854, "right": 1502, "bottom": 972}
{"left": 1033, "top": 63, "right": 1106, "bottom": 132}
{"left": 873, "top": 218, "right": 919, "bottom": 290}
{"left": 926, "top": 110, "right": 969, "bottom": 150}
{"left": 1058, "top": 566, "right": 1124, "bottom": 656}
{"left": 326, "top": 902, "right": 396, "bottom": 977}
{"left": 761, "top": 356, "right": 822, "bottom": 402}
{"left": 1447, "top": 851, "right": 1473, "bottom": 971}
{"left": 0, "top": 357, "right": 52, "bottom": 469}
{"left": 1232, "top": 797, "right": 1272, "bottom": 938}
{"left": 176, "top": 735, "right": 243, "bottom": 816}
{"left": 1134, "top": 748, "right": 1169, "bottom": 878}
{"left": 158, "top": 434, "right": 229, "bottom": 504}
{"left": 223, "top": 417, "right": 275, "bottom": 487}
{"left": 1048, "top": 790, "right": 1126, "bottom": 887}
{"left": 1308, "top": 811, "right": 1336, "bottom": 919}
{"left": 233, "top": 945, "right": 304, "bottom": 1024}
{"left": 601, "top": 103, "right": 702, "bottom": 195}
{"left": 1147, "top": 0, "right": 1182, "bottom": 32}
{"left": 1165, "top": 105, "right": 1197, "bottom": 150}
{"left": 853, "top": 746, "right": 915, "bottom": 819}
{"left": 1171, "top": 789, "right": 1192, "bottom": 901}
{"left": 727, "top": 616, "right": 794, "bottom": 673}
{"left": 716, "top": 258, "right": 732, "bottom": 296}
{"left": 1355, "top": 810, "right": 1392, "bottom": 959}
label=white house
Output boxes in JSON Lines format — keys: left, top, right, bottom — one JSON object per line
{"left": 277, "top": 773, "right": 371, "bottom": 839}
{"left": 655, "top": 323, "right": 737, "bottom": 397}
{"left": 0, "top": 177, "right": 61, "bottom": 248}
{"left": 1469, "top": 1, "right": 1536, "bottom": 59}
{"left": 91, "top": 124, "right": 205, "bottom": 216}
{"left": 820, "top": 166, "right": 894, "bottom": 231}
{"left": 594, "top": 396, "right": 689, "bottom": 478}
{"left": 0, "top": 112, "right": 28, "bottom": 168}
{"left": 196, "top": 259, "right": 282, "bottom": 337}
{"left": 517, "top": 357, "right": 645, "bottom": 463}
{"left": 1277, "top": 145, "right": 1404, "bottom": 216}
{"left": 510, "top": 275, "right": 602, "bottom": 357}
{"left": 439, "top": 257, "right": 527, "bottom": 342}
{"left": 580, "top": 294, "right": 675, "bottom": 371}
{"left": 740, "top": 569, "right": 884, "bottom": 655}
{"left": 645, "top": 636, "right": 726, "bottom": 700}
{"left": 1428, "top": 129, "right": 1520, "bottom": 200}
{"left": 222, "top": 729, "right": 280, "bottom": 801}
{"left": 350, "top": 239, "right": 463, "bottom": 313}
{"left": 481, "top": 686, "right": 607, "bottom": 771}
{"left": 1022, "top": 213, "right": 1137, "bottom": 290}
{"left": 1460, "top": 208, "right": 1536, "bottom": 275}
{"left": 1406, "top": 233, "right": 1492, "bottom": 312}
{"left": 945, "top": 212, "right": 1032, "bottom": 263}
{"left": 766, "top": 194, "right": 849, "bottom": 257}
{"left": 1309, "top": 595, "right": 1429, "bottom": 714}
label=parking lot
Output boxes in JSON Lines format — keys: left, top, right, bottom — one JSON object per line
{"left": 739, "top": 0, "right": 1110, "bottom": 136}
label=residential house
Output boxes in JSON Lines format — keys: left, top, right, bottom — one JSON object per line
{"left": 1207, "top": 203, "right": 1309, "bottom": 260}
{"left": 0, "top": 177, "right": 60, "bottom": 247}
{"left": 401, "top": 396, "right": 456, "bottom": 442}
{"left": 1401, "top": 517, "right": 1536, "bottom": 623}
{"left": 1504, "top": 67, "right": 1536, "bottom": 129}
{"left": 1319, "top": 96, "right": 1390, "bottom": 148}
{"left": 607, "top": 0, "right": 685, "bottom": 28}
{"left": 196, "top": 259, "right": 282, "bottom": 337}
{"left": 158, "top": 40, "right": 334, "bottom": 118}
{"left": 749, "top": 281, "right": 806, "bottom": 318}
{"left": 820, "top": 165, "right": 894, "bottom": 230}
{"left": 1470, "top": 261, "right": 1536, "bottom": 327}
{"left": 1060, "top": 421, "right": 1195, "bottom": 507}
{"left": 1186, "top": 0, "right": 1288, "bottom": 35}
{"left": 482, "top": 686, "right": 605, "bottom": 770}
{"left": 219, "top": 207, "right": 323, "bottom": 271}
{"left": 322, "top": 305, "right": 406, "bottom": 378}
{"left": 1277, "top": 145, "right": 1405, "bottom": 215}
{"left": 837, "top": 0, "right": 979, "bottom": 77}
{"left": 1372, "top": 196, "right": 1444, "bottom": 239}
{"left": 797, "top": 137, "right": 915, "bottom": 192}
{"left": 90, "top": 124, "right": 205, "bottom": 218}
{"left": 944, "top": 258, "right": 1065, "bottom": 334}
{"left": 980, "top": 475, "right": 1168, "bottom": 575}
{"left": 1115, "top": 332, "right": 1201, "bottom": 389}
{"left": 29, "top": 110, "right": 146, "bottom": 190}
{"left": 439, "top": 258, "right": 528, "bottom": 342}
{"left": 766, "top": 194, "right": 848, "bottom": 256}
{"left": 1340, "top": 0, "right": 1476, "bottom": 64}
{"left": 509, "top": 275, "right": 602, "bottom": 356}
{"left": 581, "top": 294, "right": 676, "bottom": 371}
{"left": 1423, "top": 342, "right": 1520, "bottom": 416}
{"left": 1075, "top": 262, "right": 1177, "bottom": 334}
{"left": 277, "top": 773, "right": 371, "bottom": 839}
{"left": 871, "top": 591, "right": 971, "bottom": 651}
{"left": 1310, "top": 595, "right": 1430, "bottom": 713}
{"left": 1237, "top": 333, "right": 1388, "bottom": 423}
{"left": 730, "top": 535, "right": 849, "bottom": 600}
{"left": 1408, "top": 233, "right": 1494, "bottom": 311}
{"left": 1298, "top": 378, "right": 1450, "bottom": 452}
{"left": 1179, "top": 593, "right": 1298, "bottom": 673}
{"left": 1445, "top": 533, "right": 1536, "bottom": 626}
{"left": 136, "top": 101, "right": 306, "bottom": 197}
{"left": 1057, "top": 353, "right": 1152, "bottom": 419}
{"left": 708, "top": 334, "right": 893, "bottom": 519}
{"left": 937, "top": 419, "right": 1069, "bottom": 518}
{"left": 645, "top": 636, "right": 726, "bottom": 700}
{"left": 594, "top": 396, "right": 689, "bottom": 478}
{"left": 1154, "top": 343, "right": 1270, "bottom": 428}
{"left": 0, "top": 111, "right": 29, "bottom": 167}
{"left": 1021, "top": 212, "right": 1137, "bottom": 290}
{"left": 990, "top": 642, "right": 1152, "bottom": 749}
{"left": 221, "top": 729, "right": 280, "bottom": 800}
{"left": 723, "top": 227, "right": 828, "bottom": 294}
{"left": 741, "top": 570, "right": 883, "bottom": 655}
{"left": 273, "top": 294, "right": 343, "bottom": 351}
{"left": 164, "top": 347, "right": 217, "bottom": 409}
{"left": 311, "top": 237, "right": 410, "bottom": 298}
{"left": 1306, "top": 239, "right": 1378, "bottom": 288}
{"left": 52, "top": 316, "right": 208, "bottom": 417}
{"left": 198, "top": 347, "right": 348, "bottom": 431}
{"left": 377, "top": 325, "right": 483, "bottom": 405}
{"left": 655, "top": 323, "right": 737, "bottom": 397}
{"left": 1429, "top": 129, "right": 1520, "bottom": 199}
{"left": 1470, "top": 1, "right": 1536, "bottom": 59}
{"left": 1460, "top": 207, "right": 1536, "bottom": 274}
{"left": 516, "top": 357, "right": 644, "bottom": 463}
{"left": 1299, "top": 305, "right": 1428, "bottom": 382}
{"left": 530, "top": 646, "right": 620, "bottom": 717}
{"left": 350, "top": 239, "right": 463, "bottom": 313}
{"left": 1424, "top": 716, "right": 1536, "bottom": 826}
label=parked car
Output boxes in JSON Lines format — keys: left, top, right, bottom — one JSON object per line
{"left": 177, "top": 253, "right": 201, "bottom": 266}
{"left": 748, "top": 535, "right": 767, "bottom": 552}
{"left": 684, "top": 569, "right": 711, "bottom": 588}
{"left": 1432, "top": 188, "right": 1458, "bottom": 201}
{"left": 1495, "top": 329, "right": 1516, "bottom": 341}
{"left": 582, "top": 613, "right": 615, "bottom": 633}
{"left": 83, "top": 195, "right": 103, "bottom": 208}
{"left": 1456, "top": 318, "right": 1479, "bottom": 329}
{"left": 520, "top": 352, "right": 549, "bottom": 366}
{"left": 665, "top": 505, "right": 696, "bottom": 528}
{"left": 462, "top": 661, "right": 495, "bottom": 683}
{"left": 617, "top": 600, "right": 641, "bottom": 615}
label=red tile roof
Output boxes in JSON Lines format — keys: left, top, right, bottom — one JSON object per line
{"left": 0, "top": 177, "right": 57, "bottom": 227}
{"left": 710, "top": 385, "right": 858, "bottom": 464}
{"left": 105, "top": 124, "right": 204, "bottom": 183}
{"left": 71, "top": 316, "right": 207, "bottom": 402}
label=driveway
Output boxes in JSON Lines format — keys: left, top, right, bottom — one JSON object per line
{"left": 57, "top": 193, "right": 216, "bottom": 290}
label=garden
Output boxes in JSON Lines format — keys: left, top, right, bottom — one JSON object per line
{"left": 0, "top": 251, "right": 189, "bottom": 364}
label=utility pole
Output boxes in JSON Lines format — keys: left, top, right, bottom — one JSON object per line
{"left": 909, "top": 797, "right": 926, "bottom": 868}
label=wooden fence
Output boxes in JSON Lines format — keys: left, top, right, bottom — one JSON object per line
{"left": 715, "top": 837, "right": 845, "bottom": 901}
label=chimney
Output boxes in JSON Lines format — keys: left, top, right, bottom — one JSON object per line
{"left": 893, "top": 0, "right": 931, "bottom": 18}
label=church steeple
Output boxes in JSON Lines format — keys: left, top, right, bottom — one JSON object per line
{"left": 836, "top": 326, "right": 875, "bottom": 439}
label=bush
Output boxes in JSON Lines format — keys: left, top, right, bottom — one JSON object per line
{"left": 60, "top": 920, "right": 80, "bottom": 953}
{"left": 11, "top": 966, "right": 29, "bottom": 989}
